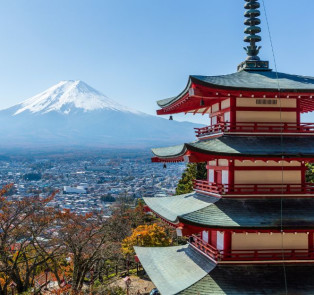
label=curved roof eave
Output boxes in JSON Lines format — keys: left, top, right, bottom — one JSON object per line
{"left": 191, "top": 71, "right": 314, "bottom": 93}
{"left": 178, "top": 198, "right": 314, "bottom": 230}
{"left": 151, "top": 144, "right": 188, "bottom": 159}
{"left": 143, "top": 193, "right": 215, "bottom": 224}
{"left": 157, "top": 78, "right": 192, "bottom": 108}
{"left": 156, "top": 71, "right": 314, "bottom": 111}
{"left": 134, "top": 245, "right": 216, "bottom": 295}
{"left": 152, "top": 136, "right": 314, "bottom": 160}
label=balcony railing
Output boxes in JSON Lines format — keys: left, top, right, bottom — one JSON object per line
{"left": 190, "top": 235, "right": 314, "bottom": 262}
{"left": 193, "top": 180, "right": 314, "bottom": 197}
{"left": 195, "top": 122, "right": 314, "bottom": 137}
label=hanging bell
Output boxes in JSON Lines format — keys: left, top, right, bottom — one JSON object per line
{"left": 163, "top": 163, "right": 167, "bottom": 169}
{"left": 200, "top": 98, "right": 205, "bottom": 106}
{"left": 169, "top": 116, "right": 173, "bottom": 120}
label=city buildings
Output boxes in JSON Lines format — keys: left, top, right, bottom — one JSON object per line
{"left": 0, "top": 155, "right": 184, "bottom": 215}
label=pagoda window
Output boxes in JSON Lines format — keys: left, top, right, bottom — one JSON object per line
{"left": 218, "top": 159, "right": 228, "bottom": 166}
{"left": 235, "top": 97, "right": 298, "bottom": 125}
{"left": 200, "top": 230, "right": 217, "bottom": 248}
{"left": 208, "top": 169, "right": 214, "bottom": 183}
{"left": 212, "top": 103, "right": 220, "bottom": 113}
{"left": 234, "top": 170, "right": 301, "bottom": 185}
{"left": 232, "top": 233, "right": 308, "bottom": 251}
{"left": 224, "top": 111, "right": 230, "bottom": 123}
{"left": 211, "top": 116, "right": 217, "bottom": 125}
{"left": 217, "top": 232, "right": 224, "bottom": 251}
{"left": 236, "top": 110, "right": 297, "bottom": 123}
{"left": 202, "top": 230, "right": 209, "bottom": 243}
{"left": 221, "top": 99, "right": 230, "bottom": 110}
{"left": 222, "top": 170, "right": 229, "bottom": 185}
{"left": 236, "top": 97, "right": 297, "bottom": 108}
{"left": 207, "top": 159, "right": 230, "bottom": 185}
{"left": 234, "top": 160, "right": 302, "bottom": 185}
{"left": 234, "top": 160, "right": 301, "bottom": 167}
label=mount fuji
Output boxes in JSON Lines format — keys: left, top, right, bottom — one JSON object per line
{"left": 0, "top": 80, "right": 201, "bottom": 150}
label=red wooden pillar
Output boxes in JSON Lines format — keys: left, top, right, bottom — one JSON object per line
{"left": 296, "top": 99, "right": 301, "bottom": 125}
{"left": 229, "top": 160, "right": 235, "bottom": 188}
{"left": 223, "top": 231, "right": 232, "bottom": 258}
{"left": 210, "top": 230, "right": 217, "bottom": 248}
{"left": 308, "top": 232, "right": 313, "bottom": 250}
{"left": 230, "top": 97, "right": 236, "bottom": 127}
{"left": 308, "top": 232, "right": 314, "bottom": 258}
{"left": 215, "top": 170, "right": 222, "bottom": 184}
{"left": 301, "top": 161, "right": 306, "bottom": 186}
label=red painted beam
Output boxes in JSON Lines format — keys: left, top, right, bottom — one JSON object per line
{"left": 156, "top": 80, "right": 314, "bottom": 115}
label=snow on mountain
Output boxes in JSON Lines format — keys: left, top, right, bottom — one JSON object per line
{"left": 13, "top": 80, "right": 140, "bottom": 115}
{"left": 0, "top": 80, "right": 202, "bottom": 149}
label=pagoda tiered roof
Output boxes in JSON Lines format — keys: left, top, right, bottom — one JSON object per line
{"left": 134, "top": 245, "right": 216, "bottom": 295}
{"left": 144, "top": 193, "right": 314, "bottom": 229}
{"left": 138, "top": 0, "right": 314, "bottom": 292}
{"left": 152, "top": 135, "right": 314, "bottom": 162}
{"left": 143, "top": 192, "right": 213, "bottom": 223}
{"left": 157, "top": 71, "right": 314, "bottom": 115}
{"left": 135, "top": 245, "right": 314, "bottom": 295}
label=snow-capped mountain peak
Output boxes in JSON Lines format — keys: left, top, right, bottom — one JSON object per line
{"left": 13, "top": 80, "right": 139, "bottom": 115}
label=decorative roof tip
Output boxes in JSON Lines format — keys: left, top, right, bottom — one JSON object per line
{"left": 238, "top": 0, "right": 270, "bottom": 72}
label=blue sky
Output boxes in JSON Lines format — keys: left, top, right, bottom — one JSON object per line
{"left": 0, "top": 0, "right": 314, "bottom": 123}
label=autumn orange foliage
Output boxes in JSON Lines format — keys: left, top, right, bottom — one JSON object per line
{"left": 121, "top": 223, "right": 172, "bottom": 255}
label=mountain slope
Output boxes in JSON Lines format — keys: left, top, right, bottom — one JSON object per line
{"left": 13, "top": 80, "right": 140, "bottom": 115}
{"left": 0, "top": 81, "right": 202, "bottom": 149}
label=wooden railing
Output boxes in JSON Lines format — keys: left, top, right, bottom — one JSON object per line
{"left": 189, "top": 235, "right": 220, "bottom": 260}
{"left": 195, "top": 122, "right": 314, "bottom": 137}
{"left": 193, "top": 180, "right": 314, "bottom": 196}
{"left": 190, "top": 235, "right": 314, "bottom": 262}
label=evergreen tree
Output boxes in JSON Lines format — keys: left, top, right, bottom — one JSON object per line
{"left": 306, "top": 163, "right": 314, "bottom": 183}
{"left": 175, "top": 162, "right": 207, "bottom": 195}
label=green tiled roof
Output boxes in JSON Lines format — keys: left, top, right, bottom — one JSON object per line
{"left": 134, "top": 245, "right": 216, "bottom": 295}
{"left": 136, "top": 245, "right": 314, "bottom": 294}
{"left": 157, "top": 71, "right": 314, "bottom": 108}
{"left": 152, "top": 144, "right": 186, "bottom": 159}
{"left": 145, "top": 194, "right": 314, "bottom": 229}
{"left": 180, "top": 198, "right": 314, "bottom": 229}
{"left": 179, "top": 264, "right": 314, "bottom": 295}
{"left": 157, "top": 80, "right": 192, "bottom": 108}
{"left": 192, "top": 71, "right": 314, "bottom": 92}
{"left": 143, "top": 193, "right": 217, "bottom": 223}
{"left": 152, "top": 136, "right": 314, "bottom": 159}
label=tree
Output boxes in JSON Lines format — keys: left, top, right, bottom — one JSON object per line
{"left": 306, "top": 163, "right": 314, "bottom": 183}
{"left": 51, "top": 210, "right": 112, "bottom": 293}
{"left": 176, "top": 162, "right": 207, "bottom": 195}
{"left": 0, "top": 185, "right": 58, "bottom": 294}
{"left": 107, "top": 202, "right": 155, "bottom": 243}
{"left": 0, "top": 185, "right": 161, "bottom": 294}
{"left": 100, "top": 194, "right": 116, "bottom": 202}
{"left": 23, "top": 173, "right": 42, "bottom": 181}
{"left": 121, "top": 224, "right": 172, "bottom": 256}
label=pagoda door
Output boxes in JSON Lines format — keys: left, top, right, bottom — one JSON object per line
{"left": 224, "top": 112, "right": 231, "bottom": 131}
{"left": 215, "top": 171, "right": 222, "bottom": 184}
{"left": 222, "top": 171, "right": 229, "bottom": 185}
{"left": 217, "top": 232, "right": 224, "bottom": 251}
{"left": 208, "top": 169, "right": 214, "bottom": 183}
{"left": 222, "top": 170, "right": 229, "bottom": 192}
{"left": 202, "top": 231, "right": 209, "bottom": 243}
{"left": 217, "top": 115, "right": 224, "bottom": 124}
{"left": 224, "top": 111, "right": 230, "bottom": 123}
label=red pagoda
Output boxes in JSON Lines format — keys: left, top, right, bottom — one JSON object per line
{"left": 135, "top": 1, "right": 314, "bottom": 294}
